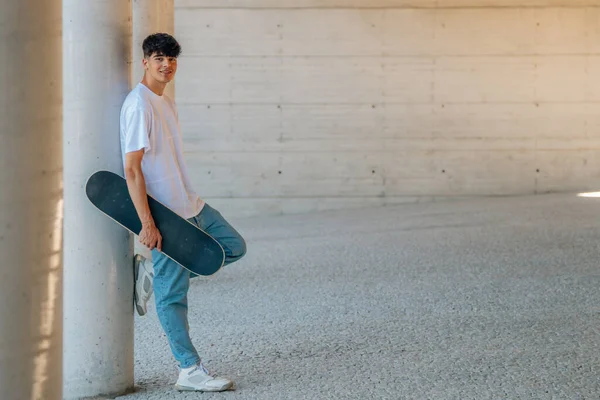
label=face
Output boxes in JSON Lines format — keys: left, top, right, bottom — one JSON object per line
{"left": 143, "top": 52, "right": 178, "bottom": 84}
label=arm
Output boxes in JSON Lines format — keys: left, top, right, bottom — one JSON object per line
{"left": 124, "top": 149, "right": 162, "bottom": 251}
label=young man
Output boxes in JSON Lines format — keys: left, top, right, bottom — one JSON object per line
{"left": 119, "top": 33, "right": 246, "bottom": 392}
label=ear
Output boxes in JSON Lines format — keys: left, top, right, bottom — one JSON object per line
{"left": 142, "top": 57, "right": 149, "bottom": 70}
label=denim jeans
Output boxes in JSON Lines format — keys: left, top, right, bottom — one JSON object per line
{"left": 150, "top": 203, "right": 246, "bottom": 368}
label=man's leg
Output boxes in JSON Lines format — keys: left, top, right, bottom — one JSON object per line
{"left": 132, "top": 203, "right": 241, "bottom": 391}
{"left": 146, "top": 220, "right": 235, "bottom": 392}
{"left": 151, "top": 249, "right": 201, "bottom": 368}
{"left": 189, "top": 203, "right": 246, "bottom": 273}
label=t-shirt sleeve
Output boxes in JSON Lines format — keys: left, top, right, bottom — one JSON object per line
{"left": 123, "top": 107, "right": 152, "bottom": 153}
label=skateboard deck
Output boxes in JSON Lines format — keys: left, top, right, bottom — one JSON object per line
{"left": 85, "top": 170, "right": 225, "bottom": 276}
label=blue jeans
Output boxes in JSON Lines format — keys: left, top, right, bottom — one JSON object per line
{"left": 150, "top": 203, "right": 246, "bottom": 368}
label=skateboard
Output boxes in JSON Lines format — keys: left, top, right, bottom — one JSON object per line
{"left": 85, "top": 170, "right": 225, "bottom": 276}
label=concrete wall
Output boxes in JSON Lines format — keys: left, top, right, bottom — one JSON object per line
{"left": 174, "top": 0, "right": 600, "bottom": 217}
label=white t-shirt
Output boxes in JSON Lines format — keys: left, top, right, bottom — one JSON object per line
{"left": 119, "top": 83, "right": 204, "bottom": 219}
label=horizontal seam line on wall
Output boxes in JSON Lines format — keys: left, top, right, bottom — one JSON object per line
{"left": 177, "top": 6, "right": 600, "bottom": 11}
{"left": 201, "top": 194, "right": 545, "bottom": 199}
{"left": 178, "top": 101, "right": 600, "bottom": 105}
{"left": 181, "top": 54, "right": 600, "bottom": 58}
{"left": 183, "top": 150, "right": 600, "bottom": 154}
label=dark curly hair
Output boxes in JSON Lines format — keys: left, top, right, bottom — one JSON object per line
{"left": 142, "top": 33, "right": 181, "bottom": 58}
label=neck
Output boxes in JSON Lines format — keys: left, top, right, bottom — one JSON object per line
{"left": 141, "top": 75, "right": 167, "bottom": 96}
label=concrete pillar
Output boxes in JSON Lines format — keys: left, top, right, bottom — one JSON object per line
{"left": 62, "top": 1, "right": 134, "bottom": 398}
{"left": 0, "top": 1, "right": 63, "bottom": 400}
{"left": 133, "top": 0, "right": 175, "bottom": 99}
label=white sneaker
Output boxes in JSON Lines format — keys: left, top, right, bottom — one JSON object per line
{"left": 133, "top": 254, "right": 154, "bottom": 316}
{"left": 175, "top": 363, "right": 234, "bottom": 392}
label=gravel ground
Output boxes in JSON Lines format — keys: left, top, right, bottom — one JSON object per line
{"left": 111, "top": 193, "right": 600, "bottom": 400}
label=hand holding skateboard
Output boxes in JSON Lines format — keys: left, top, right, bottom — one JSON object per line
{"left": 140, "top": 219, "right": 162, "bottom": 251}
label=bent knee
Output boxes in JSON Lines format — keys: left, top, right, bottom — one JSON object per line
{"left": 228, "top": 236, "right": 246, "bottom": 262}
{"left": 221, "top": 232, "right": 247, "bottom": 266}
{"left": 236, "top": 236, "right": 247, "bottom": 259}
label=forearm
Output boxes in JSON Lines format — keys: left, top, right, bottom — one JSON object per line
{"left": 124, "top": 167, "right": 153, "bottom": 224}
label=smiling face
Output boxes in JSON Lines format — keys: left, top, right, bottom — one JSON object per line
{"left": 143, "top": 52, "right": 178, "bottom": 85}
{"left": 140, "top": 33, "right": 182, "bottom": 95}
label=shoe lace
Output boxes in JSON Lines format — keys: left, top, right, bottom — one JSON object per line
{"left": 188, "top": 363, "right": 211, "bottom": 376}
